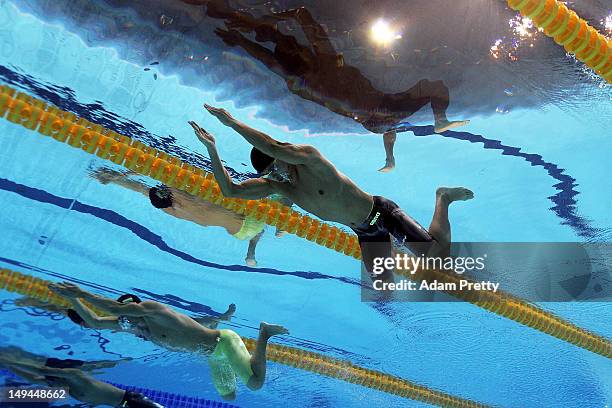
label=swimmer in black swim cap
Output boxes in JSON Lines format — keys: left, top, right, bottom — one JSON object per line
{"left": 49, "top": 280, "right": 288, "bottom": 400}
{"left": 0, "top": 349, "right": 163, "bottom": 407}
{"left": 92, "top": 167, "right": 288, "bottom": 266}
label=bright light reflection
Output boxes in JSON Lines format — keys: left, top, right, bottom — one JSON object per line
{"left": 371, "top": 20, "right": 402, "bottom": 45}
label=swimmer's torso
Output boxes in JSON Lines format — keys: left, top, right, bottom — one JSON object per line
{"left": 165, "top": 191, "right": 244, "bottom": 235}
{"left": 130, "top": 303, "right": 220, "bottom": 353}
{"left": 269, "top": 156, "right": 373, "bottom": 227}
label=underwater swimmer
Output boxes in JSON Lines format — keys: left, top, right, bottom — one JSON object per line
{"left": 93, "top": 167, "right": 285, "bottom": 266}
{"left": 48, "top": 282, "right": 288, "bottom": 400}
{"left": 190, "top": 106, "right": 474, "bottom": 283}
{"left": 192, "top": 2, "right": 469, "bottom": 171}
{"left": 0, "top": 350, "right": 163, "bottom": 408}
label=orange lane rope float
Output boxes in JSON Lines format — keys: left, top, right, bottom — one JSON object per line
{"left": 507, "top": 0, "right": 612, "bottom": 83}
{"left": 1, "top": 85, "right": 611, "bottom": 359}
{"left": 0, "top": 268, "right": 490, "bottom": 408}
{"left": 0, "top": 85, "right": 362, "bottom": 260}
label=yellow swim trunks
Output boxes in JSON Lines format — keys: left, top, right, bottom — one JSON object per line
{"left": 208, "top": 330, "right": 254, "bottom": 398}
{"left": 232, "top": 216, "right": 266, "bottom": 241}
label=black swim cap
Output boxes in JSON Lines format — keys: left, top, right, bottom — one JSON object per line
{"left": 149, "top": 185, "right": 173, "bottom": 209}
{"left": 66, "top": 309, "right": 86, "bottom": 326}
{"left": 45, "top": 357, "right": 85, "bottom": 369}
{"left": 250, "top": 147, "right": 275, "bottom": 175}
{"left": 117, "top": 294, "right": 142, "bottom": 304}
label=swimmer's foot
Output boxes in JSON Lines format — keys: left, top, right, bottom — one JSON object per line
{"left": 378, "top": 157, "right": 396, "bottom": 173}
{"left": 245, "top": 256, "right": 257, "bottom": 267}
{"left": 436, "top": 187, "right": 474, "bottom": 203}
{"left": 434, "top": 119, "right": 470, "bottom": 133}
{"left": 260, "top": 322, "right": 289, "bottom": 339}
{"left": 220, "top": 303, "right": 237, "bottom": 320}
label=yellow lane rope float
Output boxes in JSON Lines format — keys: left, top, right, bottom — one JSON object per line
{"left": 0, "top": 268, "right": 490, "bottom": 408}
{"left": 0, "top": 85, "right": 610, "bottom": 359}
{"left": 506, "top": 0, "right": 612, "bottom": 83}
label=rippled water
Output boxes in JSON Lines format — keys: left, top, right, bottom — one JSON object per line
{"left": 0, "top": 1, "right": 611, "bottom": 407}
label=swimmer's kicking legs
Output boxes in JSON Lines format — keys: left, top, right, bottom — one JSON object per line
{"left": 190, "top": 106, "right": 474, "bottom": 283}
{"left": 48, "top": 281, "right": 289, "bottom": 400}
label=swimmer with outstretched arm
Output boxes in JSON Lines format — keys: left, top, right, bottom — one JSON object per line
{"left": 48, "top": 281, "right": 288, "bottom": 401}
{"left": 0, "top": 349, "right": 163, "bottom": 408}
{"left": 92, "top": 168, "right": 276, "bottom": 266}
{"left": 191, "top": 1, "right": 469, "bottom": 171}
{"left": 190, "top": 105, "right": 474, "bottom": 282}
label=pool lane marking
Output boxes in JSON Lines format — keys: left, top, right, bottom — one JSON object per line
{"left": 0, "top": 177, "right": 360, "bottom": 287}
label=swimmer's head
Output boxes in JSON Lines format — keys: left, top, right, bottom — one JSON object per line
{"left": 117, "top": 294, "right": 142, "bottom": 304}
{"left": 250, "top": 147, "right": 275, "bottom": 175}
{"left": 251, "top": 147, "right": 293, "bottom": 182}
{"left": 149, "top": 184, "right": 173, "bottom": 209}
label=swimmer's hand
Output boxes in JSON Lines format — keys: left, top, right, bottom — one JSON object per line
{"left": 189, "top": 121, "right": 215, "bottom": 147}
{"left": 49, "top": 281, "right": 83, "bottom": 298}
{"left": 203, "top": 104, "right": 235, "bottom": 127}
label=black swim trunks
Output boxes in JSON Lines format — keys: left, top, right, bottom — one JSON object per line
{"left": 118, "top": 391, "right": 164, "bottom": 408}
{"left": 352, "top": 196, "right": 433, "bottom": 278}
{"left": 352, "top": 196, "right": 432, "bottom": 244}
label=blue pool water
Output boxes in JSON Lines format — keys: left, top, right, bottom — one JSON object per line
{"left": 0, "top": 1, "right": 611, "bottom": 407}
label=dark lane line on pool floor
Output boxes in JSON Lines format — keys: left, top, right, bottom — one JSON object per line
{"left": 0, "top": 177, "right": 361, "bottom": 287}
{"left": 0, "top": 64, "right": 602, "bottom": 239}
{"left": 397, "top": 124, "right": 603, "bottom": 240}
{"left": 0, "top": 259, "right": 363, "bottom": 362}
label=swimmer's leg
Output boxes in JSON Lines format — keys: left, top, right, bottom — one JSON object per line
{"left": 357, "top": 234, "right": 395, "bottom": 283}
{"left": 194, "top": 304, "right": 236, "bottom": 329}
{"left": 378, "top": 131, "right": 396, "bottom": 172}
{"left": 245, "top": 231, "right": 263, "bottom": 267}
{"left": 389, "top": 79, "right": 469, "bottom": 133}
{"left": 246, "top": 322, "right": 289, "bottom": 390}
{"left": 426, "top": 187, "right": 474, "bottom": 258}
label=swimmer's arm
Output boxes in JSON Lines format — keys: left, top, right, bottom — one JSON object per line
{"left": 67, "top": 288, "right": 149, "bottom": 317}
{"left": 4, "top": 360, "right": 78, "bottom": 378}
{"left": 3, "top": 365, "right": 48, "bottom": 385}
{"left": 78, "top": 293, "right": 151, "bottom": 317}
{"left": 70, "top": 298, "right": 119, "bottom": 330}
{"left": 203, "top": 105, "right": 318, "bottom": 164}
{"left": 93, "top": 168, "right": 147, "bottom": 195}
{"left": 206, "top": 142, "right": 275, "bottom": 199}
{"left": 50, "top": 282, "right": 160, "bottom": 318}
{"left": 109, "top": 177, "right": 149, "bottom": 196}
{"left": 229, "top": 119, "right": 318, "bottom": 164}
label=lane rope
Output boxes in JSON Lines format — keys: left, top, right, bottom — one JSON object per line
{"left": 0, "top": 268, "right": 492, "bottom": 408}
{"left": 507, "top": 0, "right": 612, "bottom": 83}
{"left": 1, "top": 85, "right": 610, "bottom": 359}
